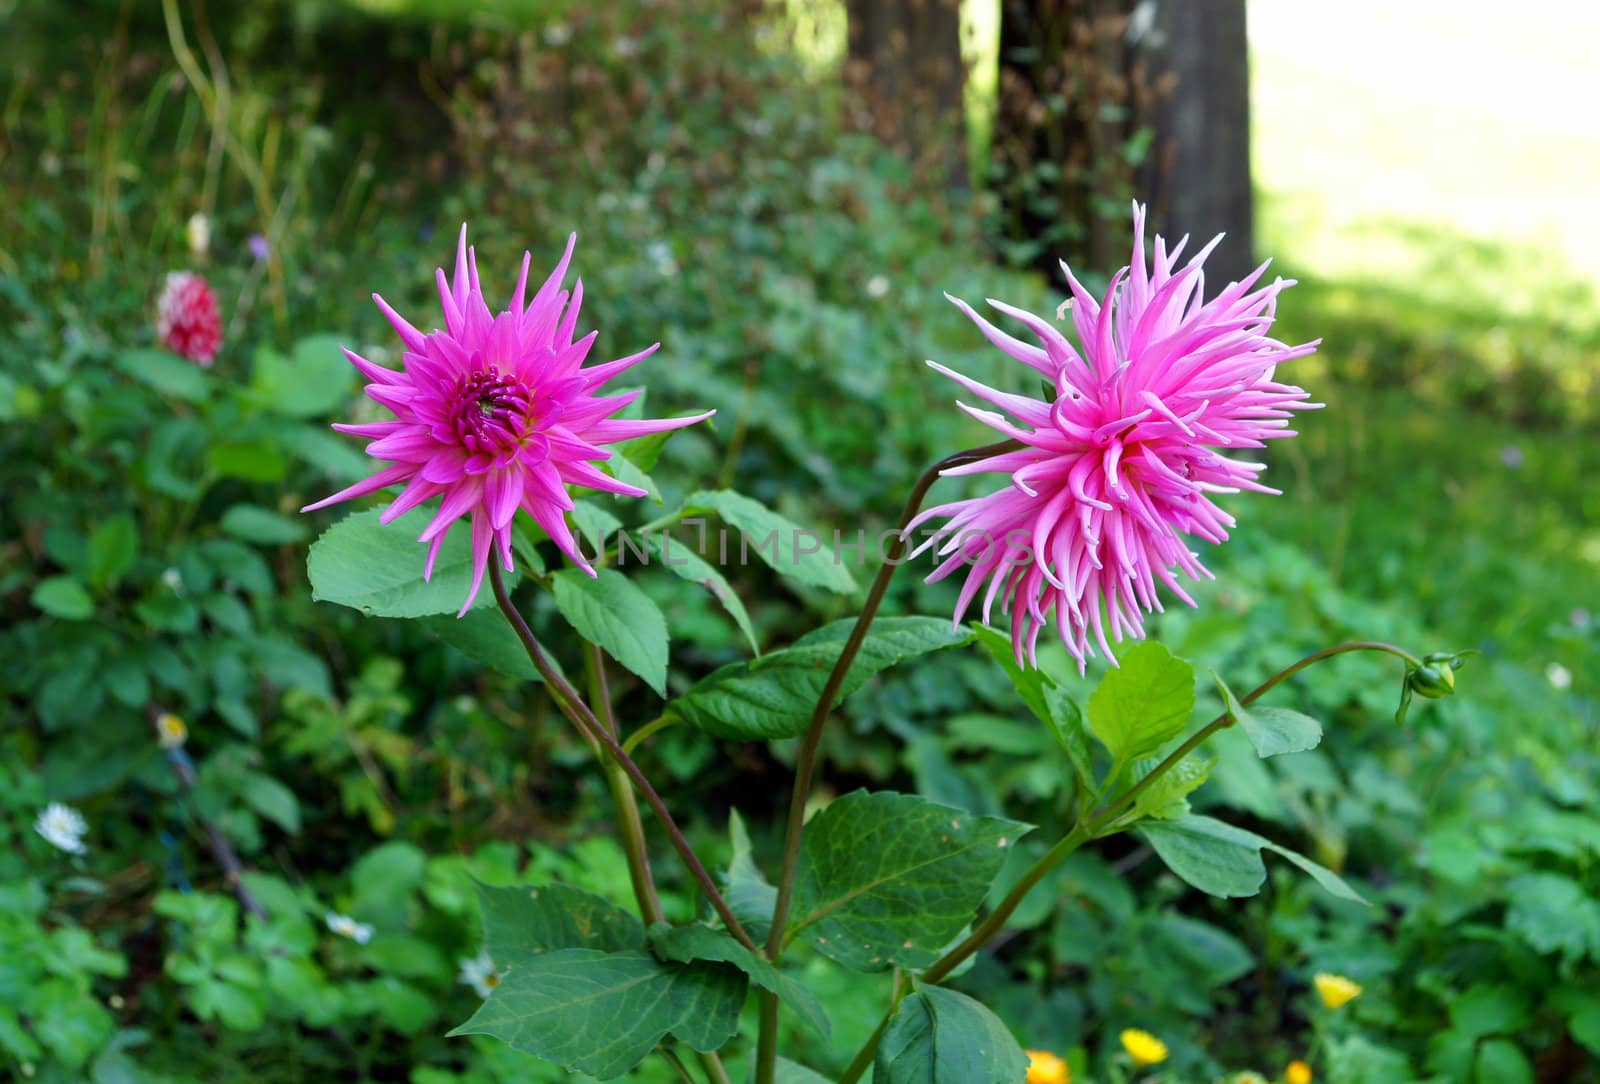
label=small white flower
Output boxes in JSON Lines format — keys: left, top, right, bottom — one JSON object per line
{"left": 866, "top": 275, "right": 890, "bottom": 299}
{"left": 35, "top": 802, "right": 88, "bottom": 855}
{"left": 186, "top": 212, "right": 210, "bottom": 258}
{"left": 156, "top": 712, "right": 188, "bottom": 749}
{"left": 544, "top": 22, "right": 572, "bottom": 46}
{"left": 1546, "top": 662, "right": 1573, "bottom": 691}
{"left": 457, "top": 948, "right": 505, "bottom": 998}
{"left": 325, "top": 912, "right": 374, "bottom": 944}
{"left": 162, "top": 567, "right": 184, "bottom": 593}
{"left": 646, "top": 150, "right": 666, "bottom": 174}
{"left": 612, "top": 35, "right": 640, "bottom": 58}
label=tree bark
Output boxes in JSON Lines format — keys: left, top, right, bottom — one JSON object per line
{"left": 845, "top": 0, "right": 968, "bottom": 190}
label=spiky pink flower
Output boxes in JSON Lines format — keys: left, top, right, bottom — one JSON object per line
{"left": 911, "top": 204, "right": 1320, "bottom": 670}
{"left": 156, "top": 271, "right": 222, "bottom": 366}
{"left": 303, "top": 227, "right": 712, "bottom": 614}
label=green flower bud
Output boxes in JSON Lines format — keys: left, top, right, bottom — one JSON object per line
{"left": 1409, "top": 662, "right": 1455, "bottom": 699}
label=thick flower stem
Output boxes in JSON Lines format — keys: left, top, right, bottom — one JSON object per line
{"left": 488, "top": 563, "right": 759, "bottom": 954}
{"left": 753, "top": 439, "right": 1021, "bottom": 1084}
{"left": 833, "top": 640, "right": 1424, "bottom": 1081}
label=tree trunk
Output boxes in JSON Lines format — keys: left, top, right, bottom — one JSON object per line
{"left": 1144, "top": 0, "right": 1254, "bottom": 283}
{"left": 844, "top": 0, "right": 968, "bottom": 190}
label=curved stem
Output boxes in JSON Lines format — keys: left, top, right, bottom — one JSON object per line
{"left": 622, "top": 713, "right": 679, "bottom": 757}
{"left": 835, "top": 639, "right": 1424, "bottom": 1079}
{"left": 489, "top": 562, "right": 758, "bottom": 954}
{"left": 755, "top": 439, "right": 1020, "bottom": 1084}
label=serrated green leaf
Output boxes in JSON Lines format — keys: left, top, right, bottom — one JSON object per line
{"left": 474, "top": 881, "right": 643, "bottom": 960}
{"left": 307, "top": 508, "right": 512, "bottom": 618}
{"left": 570, "top": 500, "right": 623, "bottom": 553}
{"left": 1214, "top": 673, "right": 1323, "bottom": 758}
{"left": 643, "top": 534, "right": 760, "bottom": 655}
{"left": 222, "top": 504, "right": 308, "bottom": 545}
{"left": 670, "top": 617, "right": 970, "bottom": 740}
{"left": 875, "top": 985, "right": 1029, "bottom": 1084}
{"left": 250, "top": 335, "right": 354, "bottom": 418}
{"left": 550, "top": 569, "right": 669, "bottom": 696}
{"left": 1132, "top": 754, "right": 1216, "bottom": 820}
{"left": 648, "top": 923, "right": 830, "bottom": 1040}
{"left": 727, "top": 810, "right": 776, "bottom": 945}
{"left": 449, "top": 949, "right": 742, "bottom": 1079}
{"left": 1088, "top": 642, "right": 1195, "bottom": 764}
{"left": 790, "top": 790, "right": 1030, "bottom": 971}
{"left": 32, "top": 576, "right": 94, "bottom": 620}
{"left": 683, "top": 489, "right": 856, "bottom": 593}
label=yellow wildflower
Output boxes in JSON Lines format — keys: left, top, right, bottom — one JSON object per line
{"left": 1285, "top": 1060, "right": 1313, "bottom": 1084}
{"left": 1313, "top": 972, "right": 1362, "bottom": 1010}
{"left": 1120, "top": 1029, "right": 1168, "bottom": 1066}
{"left": 155, "top": 713, "right": 188, "bottom": 749}
{"left": 1025, "top": 1048, "right": 1070, "bottom": 1084}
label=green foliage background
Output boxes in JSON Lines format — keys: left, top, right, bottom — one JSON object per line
{"left": 1, "top": 1, "right": 1596, "bottom": 1081}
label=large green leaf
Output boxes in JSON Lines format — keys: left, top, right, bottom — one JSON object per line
{"left": 670, "top": 617, "right": 970, "bottom": 740}
{"left": 307, "top": 508, "right": 511, "bottom": 618}
{"left": 643, "top": 535, "right": 761, "bottom": 655}
{"left": 682, "top": 489, "right": 856, "bottom": 594}
{"left": 550, "top": 569, "right": 669, "bottom": 696}
{"left": 875, "top": 985, "right": 1029, "bottom": 1084}
{"left": 450, "top": 948, "right": 743, "bottom": 1079}
{"left": 475, "top": 881, "right": 644, "bottom": 960}
{"left": 1214, "top": 673, "right": 1323, "bottom": 758}
{"left": 32, "top": 576, "right": 94, "bottom": 621}
{"left": 1087, "top": 641, "right": 1195, "bottom": 764}
{"left": 789, "top": 790, "right": 1030, "bottom": 970}
{"left": 86, "top": 515, "right": 138, "bottom": 590}
{"left": 1141, "top": 815, "right": 1365, "bottom": 903}
{"left": 648, "top": 923, "right": 830, "bottom": 1040}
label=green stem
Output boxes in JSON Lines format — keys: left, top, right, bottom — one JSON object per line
{"left": 835, "top": 640, "right": 1424, "bottom": 1081}
{"left": 489, "top": 562, "right": 759, "bottom": 953}
{"left": 622, "top": 713, "right": 679, "bottom": 758}
{"left": 587, "top": 643, "right": 664, "bottom": 924}
{"left": 754, "top": 439, "right": 1021, "bottom": 1084}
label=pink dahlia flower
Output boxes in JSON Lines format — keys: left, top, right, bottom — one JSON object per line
{"left": 156, "top": 271, "right": 222, "bottom": 366}
{"left": 911, "top": 203, "right": 1320, "bottom": 670}
{"left": 304, "top": 227, "right": 712, "bottom": 614}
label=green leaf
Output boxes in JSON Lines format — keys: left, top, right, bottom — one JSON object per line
{"left": 1088, "top": 642, "right": 1195, "bottom": 764}
{"left": 242, "top": 772, "right": 301, "bottom": 833}
{"left": 1504, "top": 872, "right": 1600, "bottom": 963}
{"left": 1214, "top": 673, "right": 1323, "bottom": 758}
{"left": 449, "top": 949, "right": 743, "bottom": 1079}
{"left": 875, "top": 985, "right": 1029, "bottom": 1084}
{"left": 1141, "top": 815, "right": 1366, "bottom": 903}
{"left": 671, "top": 617, "right": 970, "bottom": 740}
{"left": 423, "top": 609, "right": 541, "bottom": 682}
{"left": 726, "top": 810, "right": 777, "bottom": 945}
{"left": 212, "top": 440, "right": 290, "bottom": 484}
{"left": 474, "top": 881, "right": 644, "bottom": 959}
{"left": 115, "top": 347, "right": 210, "bottom": 403}
{"left": 773, "top": 1058, "right": 834, "bottom": 1084}
{"left": 790, "top": 790, "right": 1030, "bottom": 971}
{"left": 250, "top": 335, "right": 355, "bottom": 418}
{"left": 1450, "top": 984, "right": 1531, "bottom": 1041}
{"left": 1568, "top": 993, "right": 1600, "bottom": 1054}
{"left": 643, "top": 534, "right": 761, "bottom": 655}
{"left": 1475, "top": 1039, "right": 1533, "bottom": 1084}
{"left": 86, "top": 515, "right": 139, "bottom": 590}
{"left": 307, "top": 507, "right": 513, "bottom": 618}
{"left": 32, "top": 576, "right": 94, "bottom": 620}
{"left": 1140, "top": 814, "right": 1266, "bottom": 898}
{"left": 648, "top": 923, "right": 830, "bottom": 1040}
{"left": 683, "top": 489, "right": 856, "bottom": 594}
{"left": 1132, "top": 754, "right": 1216, "bottom": 820}
{"left": 222, "top": 504, "right": 308, "bottom": 545}
{"left": 970, "top": 625, "right": 1093, "bottom": 787}
{"left": 570, "top": 500, "right": 623, "bottom": 553}
{"left": 550, "top": 569, "right": 669, "bottom": 697}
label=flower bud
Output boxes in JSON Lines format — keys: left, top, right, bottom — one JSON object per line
{"left": 1409, "top": 663, "right": 1454, "bottom": 699}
